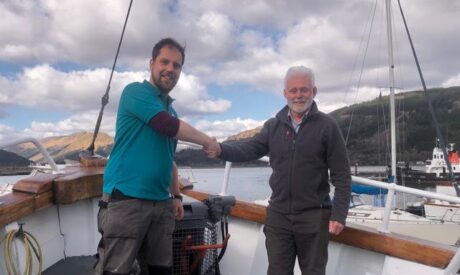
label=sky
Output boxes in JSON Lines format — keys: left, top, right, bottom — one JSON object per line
{"left": 0, "top": 0, "right": 459, "bottom": 143}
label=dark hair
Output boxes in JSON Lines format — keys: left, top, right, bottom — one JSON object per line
{"left": 151, "top": 38, "right": 185, "bottom": 65}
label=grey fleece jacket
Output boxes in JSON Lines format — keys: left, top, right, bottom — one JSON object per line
{"left": 219, "top": 102, "right": 351, "bottom": 225}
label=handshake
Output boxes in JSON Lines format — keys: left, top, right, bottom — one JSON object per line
{"left": 204, "top": 137, "right": 221, "bottom": 158}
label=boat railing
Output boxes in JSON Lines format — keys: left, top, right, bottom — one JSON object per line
{"left": 220, "top": 160, "right": 460, "bottom": 234}
{"left": 0, "top": 137, "right": 61, "bottom": 174}
{"left": 353, "top": 175, "right": 460, "bottom": 232}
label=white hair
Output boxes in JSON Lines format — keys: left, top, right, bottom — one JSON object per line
{"left": 284, "top": 66, "right": 315, "bottom": 88}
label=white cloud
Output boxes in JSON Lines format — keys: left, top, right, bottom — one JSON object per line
{"left": 0, "top": 123, "right": 21, "bottom": 143}
{"left": 442, "top": 74, "right": 460, "bottom": 88}
{"left": 22, "top": 110, "right": 116, "bottom": 139}
{"left": 173, "top": 74, "right": 232, "bottom": 115}
{"left": 0, "top": 64, "right": 230, "bottom": 117}
{"left": 0, "top": 64, "right": 141, "bottom": 113}
{"left": 194, "top": 118, "right": 265, "bottom": 141}
{"left": 1, "top": 0, "right": 460, "bottom": 144}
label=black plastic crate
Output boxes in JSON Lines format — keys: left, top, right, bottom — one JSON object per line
{"left": 173, "top": 202, "right": 218, "bottom": 275}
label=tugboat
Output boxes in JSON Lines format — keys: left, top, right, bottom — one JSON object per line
{"left": 398, "top": 141, "right": 460, "bottom": 187}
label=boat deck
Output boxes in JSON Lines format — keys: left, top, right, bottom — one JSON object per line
{"left": 43, "top": 256, "right": 95, "bottom": 275}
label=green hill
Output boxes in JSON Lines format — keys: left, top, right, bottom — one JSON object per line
{"left": 330, "top": 86, "right": 460, "bottom": 165}
{"left": 0, "top": 149, "right": 33, "bottom": 175}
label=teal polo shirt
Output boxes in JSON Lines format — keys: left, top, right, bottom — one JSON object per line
{"left": 103, "top": 80, "right": 178, "bottom": 200}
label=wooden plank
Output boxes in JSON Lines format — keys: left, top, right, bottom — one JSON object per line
{"left": 13, "top": 173, "right": 59, "bottom": 194}
{"left": 332, "top": 223, "right": 456, "bottom": 268}
{"left": 53, "top": 166, "right": 104, "bottom": 204}
{"left": 0, "top": 191, "right": 54, "bottom": 228}
{"left": 181, "top": 187, "right": 456, "bottom": 269}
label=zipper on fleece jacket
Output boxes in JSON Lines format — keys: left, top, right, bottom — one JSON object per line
{"left": 288, "top": 131, "right": 296, "bottom": 213}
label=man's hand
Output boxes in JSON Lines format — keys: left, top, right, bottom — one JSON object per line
{"left": 173, "top": 199, "right": 184, "bottom": 220}
{"left": 204, "top": 137, "right": 221, "bottom": 158}
{"left": 329, "top": 221, "right": 344, "bottom": 235}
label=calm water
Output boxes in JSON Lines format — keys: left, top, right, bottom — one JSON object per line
{"left": 179, "top": 166, "right": 428, "bottom": 208}
{"left": 179, "top": 167, "right": 273, "bottom": 202}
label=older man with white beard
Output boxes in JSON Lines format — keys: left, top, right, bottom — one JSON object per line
{"left": 208, "top": 66, "right": 351, "bottom": 275}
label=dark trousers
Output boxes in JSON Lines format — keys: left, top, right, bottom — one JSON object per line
{"left": 264, "top": 208, "right": 330, "bottom": 275}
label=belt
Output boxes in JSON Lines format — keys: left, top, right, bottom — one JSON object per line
{"left": 98, "top": 189, "right": 135, "bottom": 208}
{"left": 111, "top": 188, "right": 136, "bottom": 201}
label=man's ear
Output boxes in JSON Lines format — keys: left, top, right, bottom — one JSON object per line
{"left": 313, "top": 86, "right": 318, "bottom": 97}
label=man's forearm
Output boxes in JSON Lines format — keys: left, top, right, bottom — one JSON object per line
{"left": 169, "top": 162, "right": 180, "bottom": 195}
{"left": 175, "top": 120, "right": 213, "bottom": 147}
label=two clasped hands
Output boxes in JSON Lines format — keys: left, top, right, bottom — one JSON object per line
{"left": 204, "top": 137, "right": 221, "bottom": 158}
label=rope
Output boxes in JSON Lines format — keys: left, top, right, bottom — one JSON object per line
{"left": 345, "top": 0, "right": 378, "bottom": 145}
{"left": 86, "top": 0, "right": 134, "bottom": 154}
{"left": 1, "top": 225, "right": 43, "bottom": 275}
{"left": 396, "top": 0, "right": 460, "bottom": 197}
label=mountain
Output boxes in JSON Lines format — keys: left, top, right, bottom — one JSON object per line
{"left": 0, "top": 150, "right": 32, "bottom": 166}
{"left": 218, "top": 86, "right": 460, "bottom": 166}
{"left": 227, "top": 127, "right": 263, "bottom": 141}
{"left": 6, "top": 132, "right": 113, "bottom": 164}
{"left": 0, "top": 150, "right": 33, "bottom": 175}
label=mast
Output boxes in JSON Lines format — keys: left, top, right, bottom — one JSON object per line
{"left": 386, "top": 0, "right": 397, "bottom": 183}
{"left": 380, "top": 0, "right": 396, "bottom": 232}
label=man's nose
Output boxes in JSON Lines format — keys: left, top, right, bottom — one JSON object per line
{"left": 166, "top": 63, "right": 175, "bottom": 71}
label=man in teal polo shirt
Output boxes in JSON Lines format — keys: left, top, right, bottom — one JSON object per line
{"left": 95, "top": 38, "right": 221, "bottom": 275}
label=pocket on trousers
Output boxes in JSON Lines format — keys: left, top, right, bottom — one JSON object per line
{"left": 104, "top": 199, "right": 143, "bottom": 238}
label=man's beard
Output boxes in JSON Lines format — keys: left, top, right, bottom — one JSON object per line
{"left": 288, "top": 99, "right": 313, "bottom": 114}
{"left": 155, "top": 73, "right": 177, "bottom": 93}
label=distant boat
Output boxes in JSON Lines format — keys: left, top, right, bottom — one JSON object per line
{"left": 423, "top": 185, "right": 460, "bottom": 224}
{"left": 398, "top": 142, "right": 460, "bottom": 186}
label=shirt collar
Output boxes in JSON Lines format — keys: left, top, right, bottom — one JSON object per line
{"left": 142, "top": 79, "right": 175, "bottom": 104}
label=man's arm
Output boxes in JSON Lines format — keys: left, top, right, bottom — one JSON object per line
{"left": 215, "top": 120, "right": 271, "bottom": 162}
{"left": 327, "top": 119, "right": 352, "bottom": 229}
{"left": 148, "top": 111, "right": 221, "bottom": 154}
{"left": 170, "top": 162, "right": 184, "bottom": 220}
{"left": 175, "top": 120, "right": 220, "bottom": 154}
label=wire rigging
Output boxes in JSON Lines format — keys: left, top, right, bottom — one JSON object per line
{"left": 345, "top": 0, "right": 378, "bottom": 145}
{"left": 396, "top": 0, "right": 460, "bottom": 197}
{"left": 86, "top": 0, "right": 134, "bottom": 155}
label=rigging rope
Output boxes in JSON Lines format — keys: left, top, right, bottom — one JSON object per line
{"left": 86, "top": 0, "right": 134, "bottom": 155}
{"left": 345, "top": 0, "right": 378, "bottom": 145}
{"left": 396, "top": 0, "right": 460, "bottom": 197}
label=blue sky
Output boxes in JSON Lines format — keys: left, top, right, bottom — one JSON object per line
{"left": 1, "top": 0, "right": 459, "bottom": 142}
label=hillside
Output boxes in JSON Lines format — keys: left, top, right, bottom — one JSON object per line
{"left": 3, "top": 86, "right": 459, "bottom": 167}
{"left": 0, "top": 150, "right": 33, "bottom": 175}
{"left": 0, "top": 150, "right": 32, "bottom": 166}
{"left": 330, "top": 86, "right": 460, "bottom": 165}
{"left": 218, "top": 86, "right": 460, "bottom": 166}
{"left": 6, "top": 132, "right": 113, "bottom": 164}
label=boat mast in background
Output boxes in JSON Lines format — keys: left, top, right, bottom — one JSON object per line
{"left": 395, "top": 0, "right": 460, "bottom": 197}
{"left": 380, "top": 0, "right": 397, "bottom": 232}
